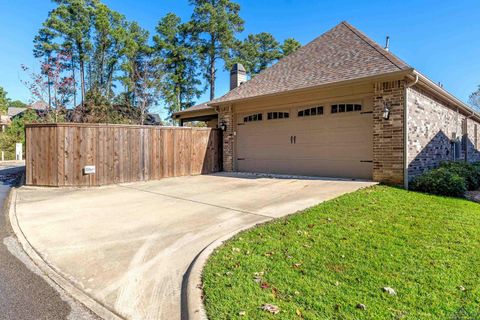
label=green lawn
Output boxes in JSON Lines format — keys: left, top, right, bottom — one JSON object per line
{"left": 203, "top": 186, "right": 480, "bottom": 319}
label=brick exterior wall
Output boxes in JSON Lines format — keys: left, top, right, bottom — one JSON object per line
{"left": 218, "top": 105, "right": 235, "bottom": 171}
{"left": 216, "top": 80, "right": 480, "bottom": 186}
{"left": 407, "top": 86, "right": 480, "bottom": 179}
{"left": 373, "top": 80, "right": 405, "bottom": 185}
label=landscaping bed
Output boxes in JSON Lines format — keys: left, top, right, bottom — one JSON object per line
{"left": 202, "top": 186, "right": 480, "bottom": 319}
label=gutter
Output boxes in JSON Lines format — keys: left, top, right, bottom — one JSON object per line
{"left": 464, "top": 110, "right": 476, "bottom": 162}
{"left": 412, "top": 70, "right": 480, "bottom": 122}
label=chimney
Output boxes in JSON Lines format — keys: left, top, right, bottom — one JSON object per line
{"left": 230, "top": 63, "right": 247, "bottom": 91}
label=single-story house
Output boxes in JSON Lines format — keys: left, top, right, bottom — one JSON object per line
{"left": 174, "top": 21, "right": 480, "bottom": 187}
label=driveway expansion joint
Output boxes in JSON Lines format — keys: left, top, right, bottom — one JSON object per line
{"left": 118, "top": 184, "right": 275, "bottom": 220}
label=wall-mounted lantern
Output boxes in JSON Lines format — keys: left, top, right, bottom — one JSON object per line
{"left": 383, "top": 102, "right": 391, "bottom": 120}
{"left": 219, "top": 121, "right": 227, "bottom": 131}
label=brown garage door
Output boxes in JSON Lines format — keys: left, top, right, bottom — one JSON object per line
{"left": 236, "top": 103, "right": 373, "bottom": 179}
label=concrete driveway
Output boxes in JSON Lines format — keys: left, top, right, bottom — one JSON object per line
{"left": 14, "top": 173, "right": 375, "bottom": 320}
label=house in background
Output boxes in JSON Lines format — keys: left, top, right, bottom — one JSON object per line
{"left": 1, "top": 101, "right": 48, "bottom": 131}
{"left": 174, "top": 21, "right": 480, "bottom": 187}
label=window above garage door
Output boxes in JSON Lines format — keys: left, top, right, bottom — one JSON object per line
{"left": 267, "top": 111, "right": 289, "bottom": 120}
{"left": 331, "top": 103, "right": 362, "bottom": 114}
{"left": 298, "top": 106, "right": 324, "bottom": 117}
{"left": 243, "top": 113, "right": 263, "bottom": 122}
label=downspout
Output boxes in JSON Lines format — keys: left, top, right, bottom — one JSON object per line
{"left": 403, "top": 73, "right": 419, "bottom": 190}
{"left": 465, "top": 110, "right": 475, "bottom": 162}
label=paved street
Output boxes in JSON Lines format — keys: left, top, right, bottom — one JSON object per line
{"left": 0, "top": 163, "right": 96, "bottom": 320}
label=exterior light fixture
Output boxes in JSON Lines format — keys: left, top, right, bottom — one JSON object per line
{"left": 383, "top": 103, "right": 390, "bottom": 120}
{"left": 219, "top": 121, "right": 227, "bottom": 131}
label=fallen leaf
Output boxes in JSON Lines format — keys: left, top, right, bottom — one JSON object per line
{"left": 382, "top": 287, "right": 397, "bottom": 296}
{"left": 261, "top": 282, "right": 270, "bottom": 289}
{"left": 296, "top": 308, "right": 303, "bottom": 317}
{"left": 271, "top": 286, "right": 279, "bottom": 298}
{"left": 260, "top": 303, "right": 280, "bottom": 314}
{"left": 356, "top": 303, "right": 366, "bottom": 310}
{"left": 293, "top": 263, "right": 302, "bottom": 269}
{"left": 238, "top": 311, "right": 246, "bottom": 316}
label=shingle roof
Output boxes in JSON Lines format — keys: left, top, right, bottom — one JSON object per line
{"left": 174, "top": 101, "right": 215, "bottom": 116}
{"left": 212, "top": 21, "right": 411, "bottom": 104}
{"left": 7, "top": 107, "right": 27, "bottom": 117}
{"left": 30, "top": 101, "right": 48, "bottom": 110}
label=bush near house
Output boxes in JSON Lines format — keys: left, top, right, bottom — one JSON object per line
{"left": 411, "top": 161, "right": 480, "bottom": 197}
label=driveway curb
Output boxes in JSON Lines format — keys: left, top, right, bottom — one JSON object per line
{"left": 184, "top": 217, "right": 271, "bottom": 320}
{"left": 7, "top": 187, "right": 125, "bottom": 320}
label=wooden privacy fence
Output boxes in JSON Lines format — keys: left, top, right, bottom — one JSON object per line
{"left": 25, "top": 123, "right": 222, "bottom": 187}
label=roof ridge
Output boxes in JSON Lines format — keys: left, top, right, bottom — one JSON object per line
{"left": 340, "top": 21, "right": 407, "bottom": 70}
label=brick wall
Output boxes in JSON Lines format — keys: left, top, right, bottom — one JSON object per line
{"left": 407, "top": 86, "right": 480, "bottom": 179}
{"left": 373, "top": 80, "right": 405, "bottom": 185}
{"left": 218, "top": 105, "right": 234, "bottom": 171}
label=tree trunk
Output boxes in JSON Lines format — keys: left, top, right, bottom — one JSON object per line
{"left": 80, "top": 59, "right": 85, "bottom": 106}
{"left": 209, "top": 35, "right": 216, "bottom": 100}
{"left": 45, "top": 57, "right": 52, "bottom": 107}
{"left": 72, "top": 56, "right": 76, "bottom": 108}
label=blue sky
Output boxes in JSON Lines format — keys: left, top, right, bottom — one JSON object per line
{"left": 0, "top": 0, "right": 479, "bottom": 119}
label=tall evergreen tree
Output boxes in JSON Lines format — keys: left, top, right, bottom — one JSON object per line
{"left": 33, "top": 27, "right": 59, "bottom": 106}
{"left": 190, "top": 0, "right": 244, "bottom": 100}
{"left": 91, "top": 3, "right": 127, "bottom": 98}
{"left": 0, "top": 86, "right": 9, "bottom": 115}
{"left": 119, "top": 21, "right": 151, "bottom": 107}
{"left": 42, "top": 0, "right": 96, "bottom": 105}
{"left": 154, "top": 13, "right": 202, "bottom": 118}
{"left": 230, "top": 32, "right": 281, "bottom": 76}
{"left": 281, "top": 38, "right": 302, "bottom": 57}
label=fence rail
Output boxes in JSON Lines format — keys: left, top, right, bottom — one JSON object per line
{"left": 26, "top": 123, "right": 222, "bottom": 187}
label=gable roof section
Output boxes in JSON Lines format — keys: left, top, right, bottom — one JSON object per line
{"left": 174, "top": 101, "right": 216, "bottom": 116}
{"left": 212, "top": 21, "right": 411, "bottom": 105}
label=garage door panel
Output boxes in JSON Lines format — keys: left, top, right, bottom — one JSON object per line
{"left": 236, "top": 106, "right": 373, "bottom": 180}
{"left": 237, "top": 159, "right": 296, "bottom": 175}
{"left": 289, "top": 159, "right": 372, "bottom": 179}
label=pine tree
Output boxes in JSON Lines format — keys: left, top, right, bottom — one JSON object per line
{"left": 119, "top": 22, "right": 151, "bottom": 107}
{"left": 154, "top": 13, "right": 203, "bottom": 118}
{"left": 281, "top": 38, "right": 301, "bottom": 57}
{"left": 0, "top": 86, "right": 9, "bottom": 115}
{"left": 43, "top": 0, "right": 96, "bottom": 105}
{"left": 230, "top": 32, "right": 281, "bottom": 76}
{"left": 190, "top": 0, "right": 244, "bottom": 100}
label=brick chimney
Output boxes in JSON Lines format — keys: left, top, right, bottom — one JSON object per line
{"left": 230, "top": 63, "right": 247, "bottom": 91}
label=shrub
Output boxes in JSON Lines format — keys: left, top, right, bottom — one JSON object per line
{"left": 439, "top": 161, "right": 480, "bottom": 190}
{"left": 411, "top": 167, "right": 467, "bottom": 197}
